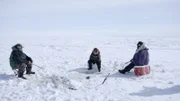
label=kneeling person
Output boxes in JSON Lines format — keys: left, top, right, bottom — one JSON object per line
{"left": 88, "top": 48, "right": 101, "bottom": 72}
{"left": 9, "top": 43, "right": 35, "bottom": 79}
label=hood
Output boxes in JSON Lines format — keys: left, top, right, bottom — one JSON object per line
{"left": 12, "top": 45, "right": 18, "bottom": 51}
{"left": 92, "top": 48, "right": 100, "bottom": 55}
{"left": 12, "top": 44, "right": 23, "bottom": 51}
{"left": 144, "top": 47, "right": 149, "bottom": 50}
{"left": 135, "top": 43, "right": 149, "bottom": 53}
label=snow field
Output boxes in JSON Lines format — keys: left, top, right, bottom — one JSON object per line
{"left": 0, "top": 35, "right": 180, "bottom": 101}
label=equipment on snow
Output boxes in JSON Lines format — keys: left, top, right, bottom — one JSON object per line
{"left": 68, "top": 87, "right": 77, "bottom": 90}
{"left": 86, "top": 76, "right": 90, "bottom": 79}
{"left": 101, "top": 73, "right": 110, "bottom": 84}
{"left": 33, "top": 64, "right": 43, "bottom": 69}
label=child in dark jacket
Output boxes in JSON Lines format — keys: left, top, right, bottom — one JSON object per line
{"left": 9, "top": 43, "right": 35, "bottom": 79}
{"left": 119, "top": 41, "right": 149, "bottom": 74}
{"left": 88, "top": 48, "right": 101, "bottom": 72}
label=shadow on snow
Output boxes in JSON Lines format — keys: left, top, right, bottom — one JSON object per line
{"left": 130, "top": 85, "right": 180, "bottom": 97}
{"left": 0, "top": 73, "right": 15, "bottom": 80}
{"left": 69, "top": 67, "right": 99, "bottom": 74}
{"left": 108, "top": 71, "right": 135, "bottom": 78}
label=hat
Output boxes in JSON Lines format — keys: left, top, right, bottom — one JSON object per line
{"left": 15, "top": 43, "right": 23, "bottom": 49}
{"left": 93, "top": 48, "right": 98, "bottom": 51}
{"left": 93, "top": 48, "right": 99, "bottom": 55}
{"left": 137, "top": 41, "right": 144, "bottom": 47}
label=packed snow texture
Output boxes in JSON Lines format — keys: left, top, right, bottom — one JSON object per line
{"left": 0, "top": 35, "right": 180, "bottom": 101}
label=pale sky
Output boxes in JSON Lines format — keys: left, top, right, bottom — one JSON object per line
{"left": 0, "top": 0, "right": 180, "bottom": 36}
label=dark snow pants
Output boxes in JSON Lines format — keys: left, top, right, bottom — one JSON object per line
{"left": 14, "top": 63, "right": 27, "bottom": 77}
{"left": 123, "top": 62, "right": 135, "bottom": 72}
{"left": 15, "top": 62, "right": 32, "bottom": 77}
{"left": 88, "top": 60, "right": 101, "bottom": 72}
{"left": 26, "top": 63, "right": 33, "bottom": 74}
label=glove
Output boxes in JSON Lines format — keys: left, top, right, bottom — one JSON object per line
{"left": 28, "top": 61, "right": 32, "bottom": 65}
{"left": 130, "top": 59, "right": 132, "bottom": 62}
{"left": 30, "top": 59, "right": 33, "bottom": 63}
{"left": 27, "top": 56, "right": 33, "bottom": 63}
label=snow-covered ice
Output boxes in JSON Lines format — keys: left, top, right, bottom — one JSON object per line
{"left": 0, "top": 34, "right": 180, "bottom": 101}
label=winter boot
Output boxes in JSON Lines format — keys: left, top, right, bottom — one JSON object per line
{"left": 88, "top": 60, "right": 93, "bottom": 70}
{"left": 97, "top": 67, "right": 101, "bottom": 72}
{"left": 98, "top": 68, "right": 101, "bottom": 72}
{"left": 19, "top": 76, "right": 27, "bottom": 79}
{"left": 26, "top": 71, "right": 35, "bottom": 74}
{"left": 118, "top": 70, "right": 126, "bottom": 74}
{"left": 26, "top": 65, "right": 35, "bottom": 74}
{"left": 97, "top": 62, "right": 101, "bottom": 72}
{"left": 18, "top": 71, "right": 26, "bottom": 79}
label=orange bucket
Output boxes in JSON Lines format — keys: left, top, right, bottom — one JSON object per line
{"left": 134, "top": 65, "right": 150, "bottom": 76}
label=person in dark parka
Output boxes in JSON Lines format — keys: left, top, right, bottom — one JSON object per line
{"left": 119, "top": 41, "right": 149, "bottom": 74}
{"left": 88, "top": 48, "right": 101, "bottom": 72}
{"left": 9, "top": 43, "right": 35, "bottom": 79}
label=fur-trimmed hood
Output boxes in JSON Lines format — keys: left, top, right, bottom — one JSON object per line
{"left": 135, "top": 43, "right": 148, "bottom": 53}
{"left": 12, "top": 44, "right": 23, "bottom": 51}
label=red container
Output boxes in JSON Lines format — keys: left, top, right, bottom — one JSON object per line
{"left": 134, "top": 65, "right": 150, "bottom": 76}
